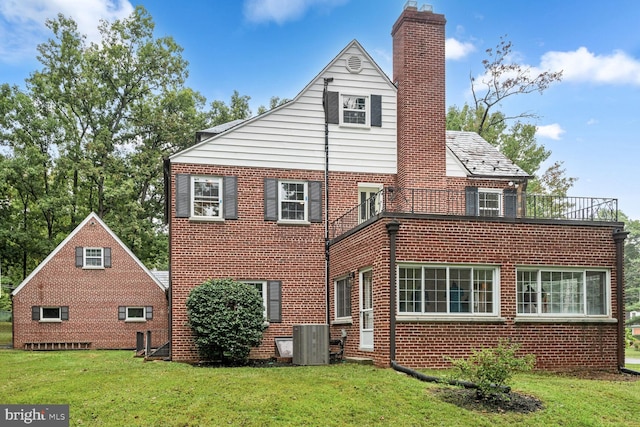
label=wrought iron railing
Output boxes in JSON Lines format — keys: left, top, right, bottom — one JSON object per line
{"left": 329, "top": 187, "right": 619, "bottom": 239}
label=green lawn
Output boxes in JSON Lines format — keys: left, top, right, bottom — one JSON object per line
{"left": 0, "top": 350, "right": 639, "bottom": 426}
{"left": 0, "top": 322, "right": 11, "bottom": 346}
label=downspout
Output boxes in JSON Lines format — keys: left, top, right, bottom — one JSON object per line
{"left": 323, "top": 77, "right": 333, "bottom": 325}
{"left": 613, "top": 228, "right": 630, "bottom": 371}
{"left": 386, "top": 221, "right": 400, "bottom": 362}
{"left": 163, "top": 157, "right": 172, "bottom": 358}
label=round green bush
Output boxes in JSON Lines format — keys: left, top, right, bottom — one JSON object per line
{"left": 186, "top": 278, "right": 266, "bottom": 364}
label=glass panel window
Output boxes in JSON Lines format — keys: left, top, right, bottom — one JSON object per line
{"left": 341, "top": 95, "right": 368, "bottom": 126}
{"left": 335, "top": 277, "right": 351, "bottom": 319}
{"left": 358, "top": 185, "right": 383, "bottom": 223}
{"left": 192, "top": 176, "right": 222, "bottom": 219}
{"left": 399, "top": 265, "right": 496, "bottom": 315}
{"left": 126, "top": 307, "right": 145, "bottom": 320}
{"left": 517, "top": 269, "right": 608, "bottom": 316}
{"left": 41, "top": 307, "right": 61, "bottom": 321}
{"left": 279, "top": 181, "right": 307, "bottom": 221}
{"left": 478, "top": 190, "right": 502, "bottom": 217}
{"left": 84, "top": 248, "right": 103, "bottom": 268}
{"left": 243, "top": 281, "right": 268, "bottom": 318}
{"left": 361, "top": 270, "right": 373, "bottom": 329}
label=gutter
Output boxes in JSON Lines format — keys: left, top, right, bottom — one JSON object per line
{"left": 613, "top": 228, "right": 629, "bottom": 371}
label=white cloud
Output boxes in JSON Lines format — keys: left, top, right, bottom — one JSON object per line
{"left": 536, "top": 123, "right": 565, "bottom": 140}
{"left": 0, "top": 0, "right": 134, "bottom": 63}
{"left": 243, "top": 0, "right": 347, "bottom": 25}
{"left": 586, "top": 118, "right": 598, "bottom": 126}
{"left": 445, "top": 38, "right": 475, "bottom": 60}
{"left": 540, "top": 47, "right": 640, "bottom": 86}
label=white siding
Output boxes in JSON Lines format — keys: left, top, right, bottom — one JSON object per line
{"left": 172, "top": 41, "right": 397, "bottom": 174}
{"left": 446, "top": 147, "right": 469, "bottom": 177}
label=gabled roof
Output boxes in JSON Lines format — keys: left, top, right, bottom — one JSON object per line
{"left": 171, "top": 39, "right": 395, "bottom": 159}
{"left": 12, "top": 212, "right": 167, "bottom": 295}
{"left": 446, "top": 131, "right": 531, "bottom": 179}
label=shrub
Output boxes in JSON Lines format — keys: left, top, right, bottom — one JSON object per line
{"left": 448, "top": 339, "right": 535, "bottom": 400}
{"left": 186, "top": 278, "right": 266, "bottom": 365}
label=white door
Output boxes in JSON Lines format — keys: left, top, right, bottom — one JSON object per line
{"left": 360, "top": 269, "right": 373, "bottom": 350}
{"left": 358, "top": 185, "right": 383, "bottom": 223}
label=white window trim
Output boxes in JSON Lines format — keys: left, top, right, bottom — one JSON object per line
{"left": 278, "top": 180, "right": 309, "bottom": 223}
{"left": 242, "top": 281, "right": 268, "bottom": 319}
{"left": 83, "top": 247, "right": 104, "bottom": 269}
{"left": 478, "top": 188, "right": 503, "bottom": 217}
{"left": 396, "top": 263, "right": 500, "bottom": 319}
{"left": 358, "top": 183, "right": 384, "bottom": 223}
{"left": 334, "top": 276, "right": 352, "bottom": 322}
{"left": 190, "top": 175, "right": 224, "bottom": 221}
{"left": 125, "top": 307, "right": 146, "bottom": 322}
{"left": 40, "top": 306, "right": 62, "bottom": 323}
{"left": 340, "top": 93, "right": 370, "bottom": 128}
{"left": 516, "top": 267, "right": 611, "bottom": 318}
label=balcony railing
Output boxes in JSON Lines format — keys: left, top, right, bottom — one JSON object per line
{"left": 329, "top": 187, "right": 619, "bottom": 239}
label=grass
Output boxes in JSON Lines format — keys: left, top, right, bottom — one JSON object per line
{"left": 0, "top": 322, "right": 11, "bottom": 346}
{"left": 0, "top": 350, "right": 639, "bottom": 426}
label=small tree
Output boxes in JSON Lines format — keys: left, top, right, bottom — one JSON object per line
{"left": 448, "top": 339, "right": 535, "bottom": 400}
{"left": 186, "top": 278, "right": 266, "bottom": 365}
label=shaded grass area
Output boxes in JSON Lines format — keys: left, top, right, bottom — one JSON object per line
{"left": 0, "top": 322, "right": 11, "bottom": 346}
{"left": 0, "top": 350, "right": 639, "bottom": 426}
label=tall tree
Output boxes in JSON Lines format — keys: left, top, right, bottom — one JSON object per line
{"left": 446, "top": 38, "right": 573, "bottom": 195}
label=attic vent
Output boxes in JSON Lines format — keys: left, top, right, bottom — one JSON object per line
{"left": 346, "top": 55, "right": 363, "bottom": 73}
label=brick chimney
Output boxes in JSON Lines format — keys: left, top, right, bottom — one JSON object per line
{"left": 392, "top": 3, "right": 446, "bottom": 190}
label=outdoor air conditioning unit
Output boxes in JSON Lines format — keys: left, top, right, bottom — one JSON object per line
{"left": 292, "top": 324, "right": 329, "bottom": 366}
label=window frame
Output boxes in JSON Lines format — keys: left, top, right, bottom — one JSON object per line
{"left": 83, "top": 247, "right": 104, "bottom": 269}
{"left": 478, "top": 189, "right": 503, "bottom": 217}
{"left": 40, "top": 306, "right": 62, "bottom": 322}
{"left": 516, "top": 267, "right": 610, "bottom": 317}
{"left": 125, "top": 307, "right": 146, "bottom": 322}
{"left": 397, "top": 264, "right": 499, "bottom": 317}
{"left": 242, "top": 281, "right": 268, "bottom": 319}
{"left": 340, "top": 93, "right": 370, "bottom": 128}
{"left": 334, "top": 276, "right": 352, "bottom": 321}
{"left": 191, "top": 175, "right": 224, "bottom": 220}
{"left": 278, "top": 180, "right": 308, "bottom": 223}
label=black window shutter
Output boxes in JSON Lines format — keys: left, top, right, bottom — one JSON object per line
{"left": 75, "top": 247, "right": 83, "bottom": 267}
{"left": 371, "top": 94, "right": 382, "bottom": 127}
{"left": 118, "top": 306, "right": 126, "bottom": 320}
{"left": 145, "top": 306, "right": 153, "bottom": 320}
{"left": 465, "top": 186, "right": 478, "bottom": 216}
{"left": 504, "top": 188, "right": 518, "bottom": 218}
{"left": 267, "top": 280, "right": 282, "bottom": 323}
{"left": 223, "top": 176, "right": 238, "bottom": 220}
{"left": 308, "top": 181, "right": 322, "bottom": 223}
{"left": 327, "top": 91, "right": 339, "bottom": 124}
{"left": 61, "top": 306, "right": 69, "bottom": 321}
{"left": 104, "top": 247, "right": 112, "bottom": 268}
{"left": 175, "top": 174, "right": 191, "bottom": 218}
{"left": 264, "top": 178, "right": 278, "bottom": 221}
{"left": 32, "top": 306, "right": 40, "bottom": 321}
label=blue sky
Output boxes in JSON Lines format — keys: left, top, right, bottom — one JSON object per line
{"left": 1, "top": 0, "right": 639, "bottom": 219}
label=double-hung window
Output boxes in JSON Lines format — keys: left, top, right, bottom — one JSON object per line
{"left": 192, "top": 176, "right": 223, "bottom": 219}
{"left": 243, "top": 281, "right": 268, "bottom": 319}
{"left": 341, "top": 94, "right": 369, "bottom": 126}
{"left": 126, "top": 307, "right": 145, "bottom": 321}
{"left": 478, "top": 189, "right": 502, "bottom": 217}
{"left": 517, "top": 268, "right": 609, "bottom": 316}
{"left": 279, "top": 181, "right": 307, "bottom": 222}
{"left": 335, "top": 277, "right": 351, "bottom": 320}
{"left": 84, "top": 248, "right": 103, "bottom": 268}
{"left": 398, "top": 265, "right": 498, "bottom": 316}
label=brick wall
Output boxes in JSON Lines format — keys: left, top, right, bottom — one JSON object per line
{"left": 169, "top": 165, "right": 395, "bottom": 361}
{"left": 392, "top": 6, "right": 447, "bottom": 190}
{"left": 329, "top": 216, "right": 621, "bottom": 371}
{"left": 13, "top": 220, "right": 169, "bottom": 349}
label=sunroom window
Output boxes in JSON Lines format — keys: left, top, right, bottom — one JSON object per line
{"left": 398, "top": 265, "right": 497, "bottom": 315}
{"left": 516, "top": 269, "right": 608, "bottom": 316}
